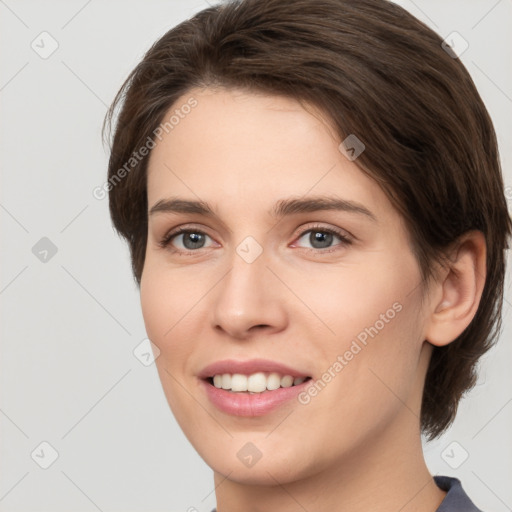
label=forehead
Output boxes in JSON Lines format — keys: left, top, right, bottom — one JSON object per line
{"left": 146, "top": 87, "right": 390, "bottom": 220}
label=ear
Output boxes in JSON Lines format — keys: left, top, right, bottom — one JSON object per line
{"left": 424, "top": 230, "right": 487, "bottom": 347}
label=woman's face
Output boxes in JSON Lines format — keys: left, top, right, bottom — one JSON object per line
{"left": 141, "top": 87, "right": 432, "bottom": 484}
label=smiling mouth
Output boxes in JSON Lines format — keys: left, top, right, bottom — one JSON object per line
{"left": 205, "top": 372, "right": 312, "bottom": 393}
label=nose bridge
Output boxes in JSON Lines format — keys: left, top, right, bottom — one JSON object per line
{"left": 211, "top": 237, "right": 287, "bottom": 338}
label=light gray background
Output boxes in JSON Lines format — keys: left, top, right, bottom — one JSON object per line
{"left": 1, "top": 1, "right": 511, "bottom": 511}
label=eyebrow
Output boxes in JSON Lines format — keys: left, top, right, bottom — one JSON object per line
{"left": 149, "top": 196, "right": 377, "bottom": 222}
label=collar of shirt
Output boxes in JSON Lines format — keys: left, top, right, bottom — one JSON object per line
{"left": 434, "top": 475, "right": 483, "bottom": 512}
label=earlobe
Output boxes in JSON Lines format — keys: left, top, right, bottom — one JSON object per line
{"left": 425, "top": 230, "right": 487, "bottom": 347}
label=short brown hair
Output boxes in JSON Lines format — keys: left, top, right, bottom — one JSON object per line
{"left": 103, "top": 0, "right": 512, "bottom": 439}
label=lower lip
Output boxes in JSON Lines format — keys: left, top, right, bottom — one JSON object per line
{"left": 200, "top": 378, "right": 311, "bottom": 416}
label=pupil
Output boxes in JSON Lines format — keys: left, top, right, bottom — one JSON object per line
{"left": 184, "top": 232, "right": 204, "bottom": 249}
{"left": 311, "top": 231, "right": 332, "bottom": 249}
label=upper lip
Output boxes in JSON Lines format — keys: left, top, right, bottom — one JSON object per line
{"left": 198, "top": 359, "right": 311, "bottom": 379}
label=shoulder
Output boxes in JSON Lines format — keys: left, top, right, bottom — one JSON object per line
{"left": 434, "top": 475, "right": 484, "bottom": 512}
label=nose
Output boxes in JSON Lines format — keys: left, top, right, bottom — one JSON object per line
{"left": 211, "top": 249, "right": 288, "bottom": 340}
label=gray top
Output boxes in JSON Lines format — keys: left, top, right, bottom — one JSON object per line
{"left": 210, "top": 475, "right": 483, "bottom": 512}
{"left": 434, "top": 476, "right": 483, "bottom": 511}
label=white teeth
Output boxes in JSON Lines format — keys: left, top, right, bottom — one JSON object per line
{"left": 247, "top": 372, "right": 267, "bottom": 393}
{"left": 221, "top": 374, "right": 231, "bottom": 390}
{"left": 231, "top": 374, "right": 247, "bottom": 392}
{"left": 211, "top": 372, "right": 309, "bottom": 392}
{"left": 266, "top": 372, "right": 281, "bottom": 390}
{"left": 280, "top": 375, "right": 294, "bottom": 387}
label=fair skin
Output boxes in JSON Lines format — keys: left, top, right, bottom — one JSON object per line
{"left": 141, "top": 87, "right": 486, "bottom": 512}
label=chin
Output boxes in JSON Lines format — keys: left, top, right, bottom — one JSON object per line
{"left": 189, "top": 431, "right": 319, "bottom": 486}
{"left": 209, "top": 455, "right": 308, "bottom": 486}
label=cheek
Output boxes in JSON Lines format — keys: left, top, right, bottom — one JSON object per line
{"left": 320, "top": 279, "right": 424, "bottom": 417}
{"left": 140, "top": 262, "right": 202, "bottom": 343}
{"left": 140, "top": 270, "right": 169, "bottom": 342}
{"left": 289, "top": 259, "right": 411, "bottom": 341}
{"left": 297, "top": 253, "right": 424, "bottom": 390}
{"left": 140, "top": 267, "right": 204, "bottom": 419}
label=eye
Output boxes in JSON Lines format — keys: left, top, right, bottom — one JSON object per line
{"left": 158, "top": 223, "right": 352, "bottom": 255}
{"left": 293, "top": 224, "right": 352, "bottom": 252}
{"left": 159, "top": 227, "right": 215, "bottom": 252}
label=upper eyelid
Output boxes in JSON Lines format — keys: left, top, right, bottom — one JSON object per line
{"left": 163, "top": 222, "right": 349, "bottom": 236}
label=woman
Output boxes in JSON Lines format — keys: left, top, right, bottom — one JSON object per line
{"left": 103, "top": 0, "right": 511, "bottom": 510}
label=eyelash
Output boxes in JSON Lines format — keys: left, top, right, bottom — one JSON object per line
{"left": 158, "top": 224, "right": 353, "bottom": 255}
